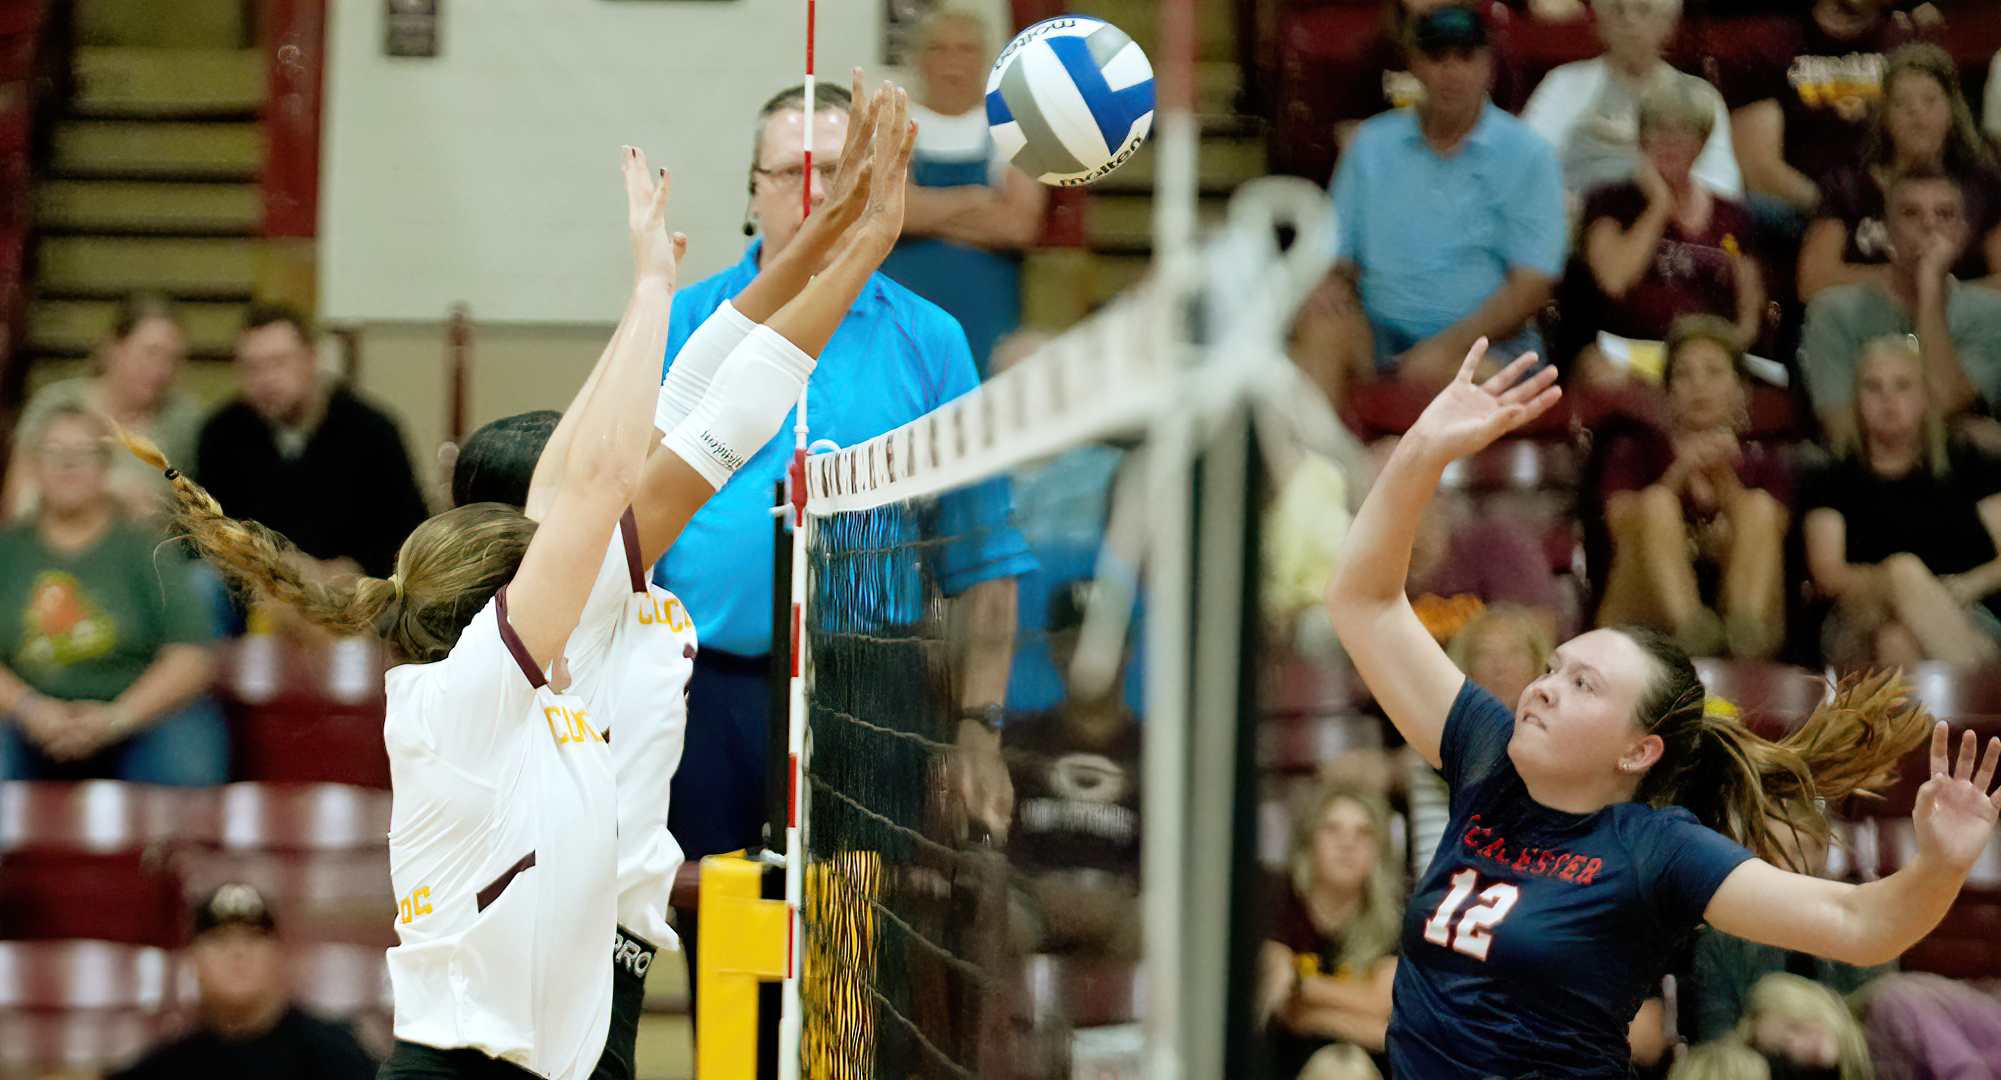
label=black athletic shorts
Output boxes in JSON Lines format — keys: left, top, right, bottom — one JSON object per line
{"left": 377, "top": 927, "right": 660, "bottom": 1080}
{"left": 377, "top": 1042, "right": 537, "bottom": 1080}
{"left": 589, "top": 926, "right": 661, "bottom": 1080}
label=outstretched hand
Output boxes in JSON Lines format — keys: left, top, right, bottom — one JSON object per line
{"left": 835, "top": 82, "right": 916, "bottom": 267}
{"left": 1913, "top": 722, "right": 2001, "bottom": 872}
{"left": 803, "top": 69, "right": 881, "bottom": 238}
{"left": 1402, "top": 339, "right": 1562, "bottom": 466}
{"left": 623, "top": 145, "right": 685, "bottom": 286}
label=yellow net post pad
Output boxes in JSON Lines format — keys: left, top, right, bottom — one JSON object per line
{"left": 696, "top": 851, "right": 791, "bottom": 1080}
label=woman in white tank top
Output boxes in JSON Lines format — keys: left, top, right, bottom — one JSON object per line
{"left": 119, "top": 82, "right": 916, "bottom": 1080}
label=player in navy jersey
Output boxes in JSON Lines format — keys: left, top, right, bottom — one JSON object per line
{"left": 1325, "top": 339, "right": 2001, "bottom": 1080}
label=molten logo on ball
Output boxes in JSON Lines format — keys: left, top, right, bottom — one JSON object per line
{"left": 986, "top": 16, "right": 1155, "bottom": 188}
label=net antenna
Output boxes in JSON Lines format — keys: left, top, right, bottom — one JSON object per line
{"left": 777, "top": 4, "right": 815, "bottom": 1079}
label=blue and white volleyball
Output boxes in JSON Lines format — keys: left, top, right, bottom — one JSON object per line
{"left": 986, "top": 16, "right": 1154, "bottom": 187}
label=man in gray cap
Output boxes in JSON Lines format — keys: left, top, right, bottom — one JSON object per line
{"left": 110, "top": 883, "right": 376, "bottom": 1080}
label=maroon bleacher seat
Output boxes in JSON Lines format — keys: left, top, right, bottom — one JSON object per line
{"left": 1692, "top": 659, "right": 1828, "bottom": 741}
{"left": 0, "top": 1009, "right": 165, "bottom": 1078}
{"left": 0, "top": 783, "right": 201, "bottom": 947}
{"left": 1437, "top": 438, "right": 1581, "bottom": 494}
{"left": 216, "top": 635, "right": 391, "bottom": 788}
{"left": 1905, "top": 663, "right": 2001, "bottom": 719}
{"left": 0, "top": 939, "right": 176, "bottom": 1078}
{"left": 171, "top": 783, "right": 394, "bottom": 948}
{"left": 1021, "top": 955, "right": 1140, "bottom": 1030}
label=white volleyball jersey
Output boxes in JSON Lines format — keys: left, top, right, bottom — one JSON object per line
{"left": 574, "top": 511, "right": 697, "bottom": 950}
{"left": 382, "top": 578, "right": 623, "bottom": 1079}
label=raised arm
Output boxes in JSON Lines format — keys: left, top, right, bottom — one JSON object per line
{"left": 506, "top": 148, "right": 682, "bottom": 665}
{"left": 629, "top": 81, "right": 915, "bottom": 568}
{"left": 1324, "top": 343, "right": 1560, "bottom": 767}
{"left": 1704, "top": 723, "right": 2001, "bottom": 966}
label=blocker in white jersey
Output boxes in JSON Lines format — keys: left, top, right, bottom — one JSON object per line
{"left": 381, "top": 587, "right": 617, "bottom": 1079}
{"left": 590, "top": 511, "right": 697, "bottom": 950}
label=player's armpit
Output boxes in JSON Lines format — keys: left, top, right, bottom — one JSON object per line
{"left": 1701, "top": 859, "right": 1867, "bottom": 965}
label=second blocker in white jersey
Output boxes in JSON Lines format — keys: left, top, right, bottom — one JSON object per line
{"left": 584, "top": 511, "right": 698, "bottom": 950}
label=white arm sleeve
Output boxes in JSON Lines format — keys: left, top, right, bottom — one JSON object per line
{"left": 663, "top": 324, "right": 816, "bottom": 489}
{"left": 654, "top": 300, "right": 758, "bottom": 435}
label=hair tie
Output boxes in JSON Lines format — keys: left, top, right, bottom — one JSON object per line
{"left": 388, "top": 574, "right": 404, "bottom": 602}
{"left": 163, "top": 468, "right": 179, "bottom": 481}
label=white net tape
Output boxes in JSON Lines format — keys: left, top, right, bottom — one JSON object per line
{"left": 803, "top": 176, "right": 1337, "bottom": 517}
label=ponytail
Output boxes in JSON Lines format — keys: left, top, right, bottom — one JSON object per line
{"left": 120, "top": 428, "right": 533, "bottom": 663}
{"left": 1619, "top": 628, "right": 1934, "bottom": 871}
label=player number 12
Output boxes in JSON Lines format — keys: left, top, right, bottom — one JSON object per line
{"left": 1422, "top": 869, "right": 1520, "bottom": 961}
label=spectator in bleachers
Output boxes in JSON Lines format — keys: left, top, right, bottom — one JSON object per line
{"left": 195, "top": 305, "right": 429, "bottom": 581}
{"left": 1801, "top": 336, "right": 2001, "bottom": 668}
{"left": 1665, "top": 1038, "right": 1770, "bottom": 1080}
{"left": 1800, "top": 44, "right": 2001, "bottom": 301}
{"left": 0, "top": 406, "right": 221, "bottom": 785}
{"left": 1522, "top": 0, "right": 1741, "bottom": 203}
{"left": 1315, "top": 2, "right": 1566, "bottom": 400}
{"left": 1716, "top": 0, "right": 1919, "bottom": 227}
{"left": 110, "top": 883, "right": 376, "bottom": 1080}
{"left": 1406, "top": 494, "right": 1559, "bottom": 643}
{"left": 1304, "top": 0, "right": 1527, "bottom": 177}
{"left": 4, "top": 293, "right": 205, "bottom": 521}
{"left": 1568, "top": 78, "right": 1765, "bottom": 385}
{"left": 1855, "top": 971, "right": 2001, "bottom": 1078}
{"left": 1799, "top": 167, "right": 2001, "bottom": 446}
{"left": 1737, "top": 973, "right": 1873, "bottom": 1080}
{"left": 1594, "top": 316, "right": 1789, "bottom": 658}
{"left": 880, "top": 7, "right": 1045, "bottom": 376}
{"left": 1687, "top": 825, "right": 1893, "bottom": 1046}
{"left": 1259, "top": 782, "right": 1400, "bottom": 1080}
{"left": 1005, "top": 580, "right": 1139, "bottom": 960}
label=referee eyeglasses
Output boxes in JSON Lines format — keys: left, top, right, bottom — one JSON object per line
{"left": 752, "top": 162, "right": 840, "bottom": 193}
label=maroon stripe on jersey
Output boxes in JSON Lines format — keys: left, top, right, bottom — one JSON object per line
{"left": 476, "top": 850, "right": 537, "bottom": 912}
{"left": 493, "top": 586, "right": 547, "bottom": 688}
{"left": 619, "top": 507, "right": 646, "bottom": 594}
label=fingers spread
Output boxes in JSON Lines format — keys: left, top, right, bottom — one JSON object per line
{"left": 1454, "top": 337, "right": 1490, "bottom": 384}
{"left": 1957, "top": 728, "right": 1979, "bottom": 782}
{"left": 1974, "top": 735, "right": 2000, "bottom": 796}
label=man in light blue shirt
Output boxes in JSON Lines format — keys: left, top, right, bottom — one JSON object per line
{"left": 1322, "top": 2, "right": 1566, "bottom": 395}
{"left": 655, "top": 83, "right": 1035, "bottom": 936}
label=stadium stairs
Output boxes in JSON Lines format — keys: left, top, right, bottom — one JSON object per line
{"left": 17, "top": 0, "right": 287, "bottom": 405}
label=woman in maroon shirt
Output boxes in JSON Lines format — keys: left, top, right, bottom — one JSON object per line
{"left": 1593, "top": 316, "right": 1791, "bottom": 659}
{"left": 1799, "top": 43, "right": 2001, "bottom": 300}
{"left": 1259, "top": 782, "right": 1403, "bottom": 1080}
{"left": 1574, "top": 79, "right": 1764, "bottom": 385}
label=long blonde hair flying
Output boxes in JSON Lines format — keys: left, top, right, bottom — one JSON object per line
{"left": 120, "top": 428, "right": 534, "bottom": 663}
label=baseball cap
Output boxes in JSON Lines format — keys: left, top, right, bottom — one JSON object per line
{"left": 1413, "top": 4, "right": 1489, "bottom": 54}
{"left": 191, "top": 882, "right": 277, "bottom": 937}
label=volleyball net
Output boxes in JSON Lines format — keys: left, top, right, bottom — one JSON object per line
{"left": 781, "top": 175, "right": 1337, "bottom": 1080}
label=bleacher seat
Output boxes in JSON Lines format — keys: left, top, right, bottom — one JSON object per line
{"left": 0, "top": 783, "right": 198, "bottom": 947}
{"left": 1905, "top": 662, "right": 2001, "bottom": 720}
{"left": 0, "top": 939, "right": 174, "bottom": 1079}
{"left": 216, "top": 634, "right": 392, "bottom": 789}
{"left": 1692, "top": 659, "right": 1828, "bottom": 741}
{"left": 172, "top": 783, "right": 394, "bottom": 948}
{"left": 1022, "top": 954, "right": 1141, "bottom": 1029}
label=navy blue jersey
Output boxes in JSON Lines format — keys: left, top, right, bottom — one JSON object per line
{"left": 1387, "top": 681, "right": 1756, "bottom": 1079}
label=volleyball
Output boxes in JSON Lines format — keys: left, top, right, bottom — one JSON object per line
{"left": 986, "top": 16, "right": 1155, "bottom": 187}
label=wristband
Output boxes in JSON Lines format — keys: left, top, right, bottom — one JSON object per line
{"left": 959, "top": 704, "right": 1006, "bottom": 735}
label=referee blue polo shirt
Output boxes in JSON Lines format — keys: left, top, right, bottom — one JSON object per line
{"left": 652, "top": 241, "right": 1037, "bottom": 657}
